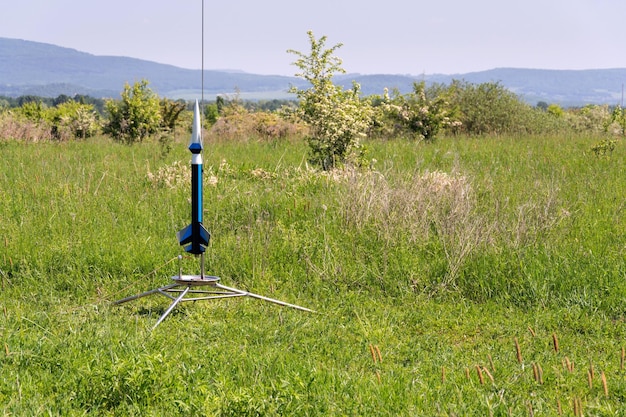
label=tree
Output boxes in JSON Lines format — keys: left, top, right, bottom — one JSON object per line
{"left": 103, "top": 80, "right": 161, "bottom": 143}
{"left": 288, "top": 31, "right": 371, "bottom": 169}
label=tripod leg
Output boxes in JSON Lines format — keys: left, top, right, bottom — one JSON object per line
{"left": 113, "top": 284, "right": 178, "bottom": 305}
{"left": 213, "top": 283, "right": 315, "bottom": 313}
{"left": 152, "top": 285, "right": 191, "bottom": 330}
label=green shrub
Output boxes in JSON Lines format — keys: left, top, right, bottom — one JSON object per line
{"left": 159, "top": 98, "right": 186, "bottom": 133}
{"left": 448, "top": 80, "right": 534, "bottom": 135}
{"left": 51, "top": 100, "right": 99, "bottom": 140}
{"left": 15, "top": 100, "right": 50, "bottom": 123}
{"left": 103, "top": 80, "right": 161, "bottom": 144}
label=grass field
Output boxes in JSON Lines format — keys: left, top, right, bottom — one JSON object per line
{"left": 1, "top": 133, "right": 625, "bottom": 415}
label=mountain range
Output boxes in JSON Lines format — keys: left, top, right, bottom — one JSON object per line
{"left": 1, "top": 37, "right": 625, "bottom": 107}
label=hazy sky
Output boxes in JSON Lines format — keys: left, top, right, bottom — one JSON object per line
{"left": 2, "top": 0, "right": 625, "bottom": 76}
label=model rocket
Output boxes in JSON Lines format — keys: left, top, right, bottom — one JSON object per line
{"left": 177, "top": 100, "right": 211, "bottom": 255}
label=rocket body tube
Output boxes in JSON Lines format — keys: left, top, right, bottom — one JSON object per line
{"left": 177, "top": 100, "right": 210, "bottom": 254}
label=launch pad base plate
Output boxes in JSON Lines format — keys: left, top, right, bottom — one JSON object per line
{"left": 172, "top": 274, "right": 220, "bottom": 285}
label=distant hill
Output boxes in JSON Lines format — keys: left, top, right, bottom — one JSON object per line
{"left": 0, "top": 37, "right": 304, "bottom": 100}
{"left": 425, "top": 68, "right": 626, "bottom": 107}
{"left": 1, "top": 37, "right": 625, "bottom": 106}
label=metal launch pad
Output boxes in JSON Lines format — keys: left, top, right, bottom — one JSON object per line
{"left": 113, "top": 256, "right": 314, "bottom": 330}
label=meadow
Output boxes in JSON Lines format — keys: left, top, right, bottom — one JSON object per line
{"left": 1, "top": 132, "right": 625, "bottom": 415}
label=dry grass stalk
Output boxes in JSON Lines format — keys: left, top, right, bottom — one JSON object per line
{"left": 556, "top": 399, "right": 562, "bottom": 416}
{"left": 375, "top": 345, "right": 382, "bottom": 363}
{"left": 621, "top": 347, "right": 625, "bottom": 371}
{"left": 601, "top": 371, "right": 608, "bottom": 397}
{"left": 515, "top": 338, "right": 523, "bottom": 363}
{"left": 513, "top": 183, "right": 564, "bottom": 248}
{"left": 476, "top": 365, "right": 485, "bottom": 384}
{"left": 369, "top": 344, "right": 377, "bottom": 363}
{"left": 579, "top": 398, "right": 584, "bottom": 417}
{"left": 574, "top": 397, "right": 584, "bottom": 417}
{"left": 587, "top": 369, "right": 593, "bottom": 389}
{"left": 482, "top": 366, "right": 494, "bottom": 383}
{"left": 375, "top": 370, "right": 381, "bottom": 384}
{"left": 533, "top": 362, "right": 543, "bottom": 385}
{"left": 589, "top": 361, "right": 595, "bottom": 380}
{"left": 532, "top": 363, "right": 541, "bottom": 383}
{"left": 564, "top": 356, "right": 574, "bottom": 373}
{"left": 488, "top": 354, "right": 496, "bottom": 373}
{"left": 527, "top": 402, "right": 534, "bottom": 417}
{"left": 552, "top": 333, "right": 559, "bottom": 352}
{"left": 528, "top": 326, "right": 536, "bottom": 337}
{"left": 4, "top": 343, "right": 8, "bottom": 356}
{"left": 441, "top": 366, "right": 446, "bottom": 383}
{"left": 465, "top": 367, "right": 470, "bottom": 380}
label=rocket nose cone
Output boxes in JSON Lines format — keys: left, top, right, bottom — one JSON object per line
{"left": 190, "top": 99, "right": 203, "bottom": 151}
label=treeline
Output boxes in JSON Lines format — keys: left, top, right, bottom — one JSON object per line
{"left": 0, "top": 94, "right": 295, "bottom": 116}
{"left": 0, "top": 94, "right": 107, "bottom": 114}
{"left": 1, "top": 78, "right": 624, "bottom": 151}
{"left": 2, "top": 29, "right": 625, "bottom": 160}
{"left": 0, "top": 86, "right": 300, "bottom": 144}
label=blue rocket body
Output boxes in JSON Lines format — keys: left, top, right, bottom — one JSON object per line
{"left": 177, "top": 100, "right": 210, "bottom": 254}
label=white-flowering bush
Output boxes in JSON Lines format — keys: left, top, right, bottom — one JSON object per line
{"left": 288, "top": 31, "right": 371, "bottom": 170}
{"left": 379, "top": 83, "right": 460, "bottom": 142}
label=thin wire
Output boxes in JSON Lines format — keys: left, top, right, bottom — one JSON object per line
{"left": 201, "top": 0, "right": 204, "bottom": 106}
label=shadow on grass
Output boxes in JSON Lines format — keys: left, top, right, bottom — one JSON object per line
{"left": 134, "top": 305, "right": 188, "bottom": 319}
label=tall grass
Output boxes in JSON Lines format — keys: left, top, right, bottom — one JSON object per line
{"left": 1, "top": 133, "right": 625, "bottom": 415}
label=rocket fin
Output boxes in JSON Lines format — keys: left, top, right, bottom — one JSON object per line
{"left": 177, "top": 223, "right": 210, "bottom": 254}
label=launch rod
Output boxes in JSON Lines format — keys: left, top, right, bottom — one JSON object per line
{"left": 201, "top": 0, "right": 204, "bottom": 105}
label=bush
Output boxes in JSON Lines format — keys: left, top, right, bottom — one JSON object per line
{"left": 208, "top": 105, "right": 303, "bottom": 142}
{"left": 374, "top": 82, "right": 460, "bottom": 141}
{"left": 11, "top": 99, "right": 100, "bottom": 141}
{"left": 159, "top": 98, "right": 186, "bottom": 133}
{"left": 607, "top": 105, "right": 626, "bottom": 136}
{"left": 103, "top": 80, "right": 161, "bottom": 144}
{"left": 566, "top": 104, "right": 612, "bottom": 134}
{"left": 15, "top": 101, "right": 50, "bottom": 123}
{"left": 51, "top": 101, "right": 99, "bottom": 140}
{"left": 288, "top": 31, "right": 371, "bottom": 169}
{"left": 0, "top": 110, "right": 53, "bottom": 142}
{"left": 448, "top": 80, "right": 534, "bottom": 135}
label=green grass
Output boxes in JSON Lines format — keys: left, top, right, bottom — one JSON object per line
{"left": 1, "top": 134, "right": 625, "bottom": 415}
